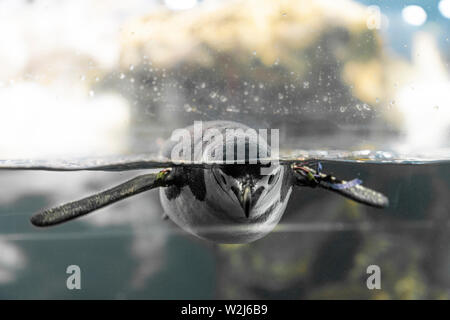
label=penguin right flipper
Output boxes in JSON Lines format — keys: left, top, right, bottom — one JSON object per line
{"left": 293, "top": 164, "right": 389, "bottom": 208}
{"left": 31, "top": 169, "right": 175, "bottom": 227}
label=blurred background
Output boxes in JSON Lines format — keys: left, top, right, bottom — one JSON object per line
{"left": 0, "top": 0, "right": 449, "bottom": 299}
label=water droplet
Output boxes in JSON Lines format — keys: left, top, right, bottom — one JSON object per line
{"left": 130, "top": 78, "right": 135, "bottom": 83}
{"left": 200, "top": 82, "right": 206, "bottom": 88}
{"left": 362, "top": 103, "right": 371, "bottom": 111}
{"left": 434, "top": 105, "right": 439, "bottom": 111}
{"left": 254, "top": 96, "right": 259, "bottom": 102}
{"left": 120, "top": 73, "right": 126, "bottom": 79}
{"left": 89, "top": 90, "right": 95, "bottom": 97}
{"left": 303, "top": 81, "right": 310, "bottom": 89}
{"left": 129, "top": 64, "right": 134, "bottom": 71}
{"left": 220, "top": 96, "right": 228, "bottom": 102}
{"left": 278, "top": 93, "right": 284, "bottom": 100}
{"left": 210, "top": 92, "right": 217, "bottom": 99}
{"left": 259, "top": 83, "right": 264, "bottom": 89}
{"left": 340, "top": 106, "right": 346, "bottom": 113}
{"left": 80, "top": 75, "right": 85, "bottom": 81}
{"left": 226, "top": 105, "right": 239, "bottom": 113}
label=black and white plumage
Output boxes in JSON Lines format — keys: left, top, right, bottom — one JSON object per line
{"left": 158, "top": 121, "right": 294, "bottom": 243}
{"left": 0, "top": 121, "right": 389, "bottom": 244}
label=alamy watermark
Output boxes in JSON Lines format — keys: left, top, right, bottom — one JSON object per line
{"left": 366, "top": 5, "right": 381, "bottom": 30}
{"left": 169, "top": 121, "right": 279, "bottom": 175}
{"left": 66, "top": 265, "right": 81, "bottom": 290}
{"left": 366, "top": 265, "right": 381, "bottom": 290}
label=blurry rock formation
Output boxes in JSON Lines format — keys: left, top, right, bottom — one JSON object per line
{"left": 111, "top": 0, "right": 395, "bottom": 152}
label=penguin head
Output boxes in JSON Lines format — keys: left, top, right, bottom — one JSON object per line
{"left": 201, "top": 125, "right": 284, "bottom": 221}
{"left": 185, "top": 123, "right": 292, "bottom": 243}
{"left": 211, "top": 164, "right": 284, "bottom": 220}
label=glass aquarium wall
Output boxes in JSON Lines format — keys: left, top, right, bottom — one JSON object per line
{"left": 0, "top": 0, "right": 449, "bottom": 299}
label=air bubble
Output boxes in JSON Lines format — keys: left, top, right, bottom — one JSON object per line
{"left": 226, "top": 105, "right": 239, "bottom": 113}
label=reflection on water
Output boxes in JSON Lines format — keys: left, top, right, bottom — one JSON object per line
{"left": 0, "top": 162, "right": 449, "bottom": 299}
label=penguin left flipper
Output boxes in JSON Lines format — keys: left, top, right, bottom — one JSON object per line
{"left": 31, "top": 169, "right": 174, "bottom": 227}
{"left": 293, "top": 164, "right": 389, "bottom": 208}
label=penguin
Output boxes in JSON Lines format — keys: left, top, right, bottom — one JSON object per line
{"left": 27, "top": 121, "right": 388, "bottom": 244}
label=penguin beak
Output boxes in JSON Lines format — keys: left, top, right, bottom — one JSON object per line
{"left": 229, "top": 177, "right": 261, "bottom": 219}
{"left": 230, "top": 182, "right": 254, "bottom": 218}
{"left": 240, "top": 185, "right": 252, "bottom": 218}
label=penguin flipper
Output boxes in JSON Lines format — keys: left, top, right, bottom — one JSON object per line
{"left": 31, "top": 169, "right": 174, "bottom": 227}
{"left": 293, "top": 165, "right": 389, "bottom": 208}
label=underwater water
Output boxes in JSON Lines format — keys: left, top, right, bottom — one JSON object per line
{"left": 0, "top": 159, "right": 449, "bottom": 299}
